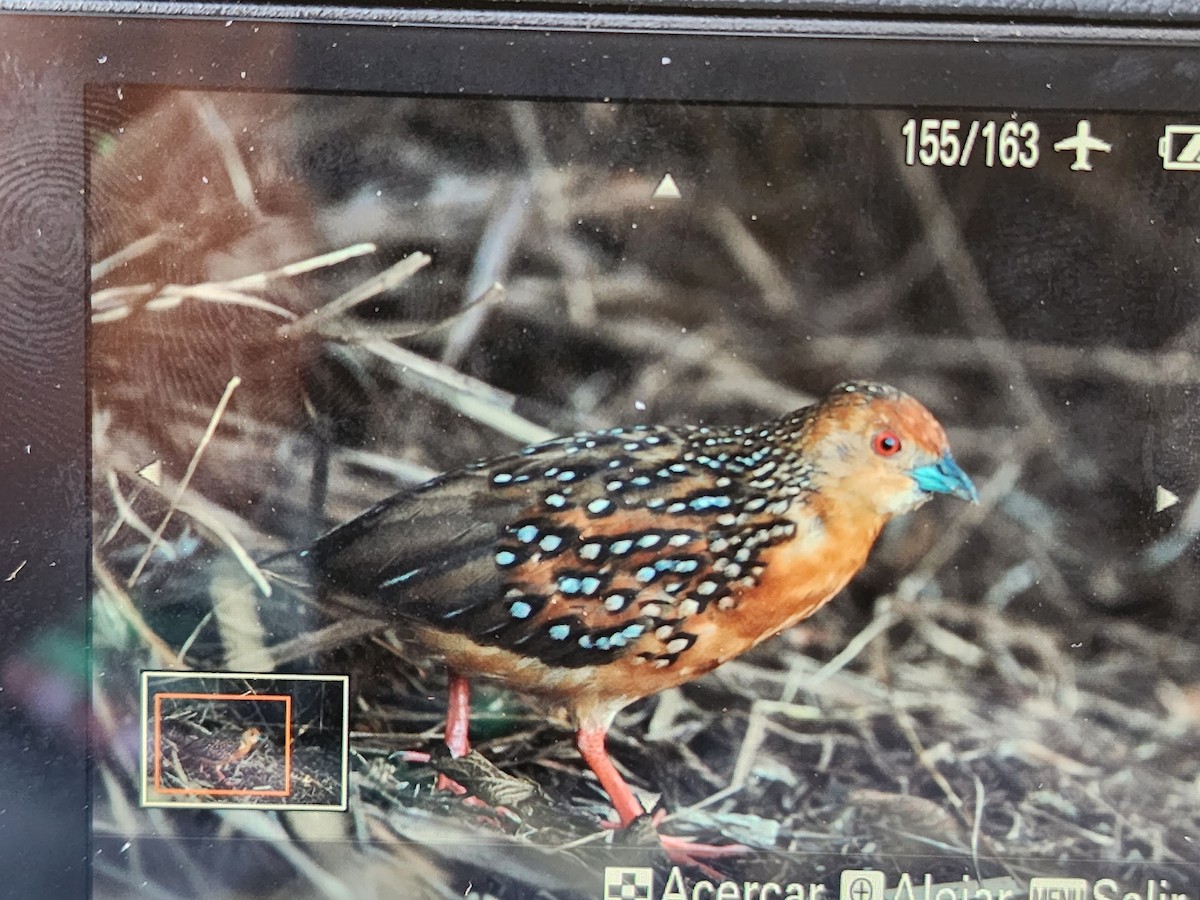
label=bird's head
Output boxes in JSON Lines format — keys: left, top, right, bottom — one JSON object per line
{"left": 806, "top": 381, "right": 978, "bottom": 519}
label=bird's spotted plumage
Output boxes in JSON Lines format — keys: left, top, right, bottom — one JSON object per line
{"left": 310, "top": 381, "right": 976, "bottom": 854}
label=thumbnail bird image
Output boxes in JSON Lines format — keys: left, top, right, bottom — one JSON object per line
{"left": 309, "top": 381, "right": 977, "bottom": 860}
{"left": 179, "top": 725, "right": 265, "bottom": 784}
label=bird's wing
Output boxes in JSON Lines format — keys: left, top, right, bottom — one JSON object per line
{"left": 310, "top": 423, "right": 802, "bottom": 670}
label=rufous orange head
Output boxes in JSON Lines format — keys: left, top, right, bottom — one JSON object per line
{"left": 805, "top": 381, "right": 978, "bottom": 518}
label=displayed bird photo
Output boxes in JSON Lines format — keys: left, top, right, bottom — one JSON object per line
{"left": 89, "top": 89, "right": 1200, "bottom": 899}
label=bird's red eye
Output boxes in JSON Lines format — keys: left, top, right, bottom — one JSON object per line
{"left": 873, "top": 431, "right": 902, "bottom": 456}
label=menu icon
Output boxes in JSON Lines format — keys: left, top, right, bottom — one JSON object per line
{"left": 1030, "top": 877, "right": 1088, "bottom": 900}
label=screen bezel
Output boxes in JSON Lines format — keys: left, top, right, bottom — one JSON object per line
{"left": 5, "top": 7, "right": 1200, "bottom": 894}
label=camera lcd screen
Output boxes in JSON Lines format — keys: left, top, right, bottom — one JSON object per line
{"left": 6, "top": 10, "right": 1200, "bottom": 900}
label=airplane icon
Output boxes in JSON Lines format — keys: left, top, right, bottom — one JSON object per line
{"left": 1053, "top": 120, "right": 1112, "bottom": 171}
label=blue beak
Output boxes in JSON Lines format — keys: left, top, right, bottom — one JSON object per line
{"left": 911, "top": 453, "right": 979, "bottom": 504}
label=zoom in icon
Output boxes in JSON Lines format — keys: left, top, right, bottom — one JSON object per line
{"left": 841, "top": 870, "right": 887, "bottom": 900}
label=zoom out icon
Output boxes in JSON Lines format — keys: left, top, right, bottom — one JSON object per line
{"left": 841, "top": 869, "right": 887, "bottom": 900}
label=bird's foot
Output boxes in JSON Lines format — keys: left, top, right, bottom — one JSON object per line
{"left": 394, "top": 749, "right": 472, "bottom": 795}
{"left": 658, "top": 833, "right": 748, "bottom": 872}
{"left": 435, "top": 771, "right": 470, "bottom": 796}
{"left": 611, "top": 811, "right": 747, "bottom": 877}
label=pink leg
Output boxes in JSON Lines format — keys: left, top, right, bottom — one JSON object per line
{"left": 436, "top": 671, "right": 472, "bottom": 794}
{"left": 575, "top": 725, "right": 748, "bottom": 870}
{"left": 575, "top": 725, "right": 646, "bottom": 826}
{"left": 445, "top": 671, "right": 471, "bottom": 758}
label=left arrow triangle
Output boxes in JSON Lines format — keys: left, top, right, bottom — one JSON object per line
{"left": 137, "top": 460, "right": 162, "bottom": 486}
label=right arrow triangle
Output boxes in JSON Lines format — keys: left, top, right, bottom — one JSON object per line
{"left": 1155, "top": 485, "right": 1180, "bottom": 513}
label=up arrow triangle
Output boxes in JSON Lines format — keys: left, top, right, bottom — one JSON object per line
{"left": 1155, "top": 485, "right": 1180, "bottom": 513}
{"left": 652, "top": 173, "right": 681, "bottom": 200}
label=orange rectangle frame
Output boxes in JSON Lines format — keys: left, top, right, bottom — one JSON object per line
{"left": 152, "top": 692, "right": 292, "bottom": 797}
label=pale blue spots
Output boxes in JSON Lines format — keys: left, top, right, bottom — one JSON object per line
{"left": 382, "top": 567, "right": 423, "bottom": 587}
{"left": 557, "top": 470, "right": 577, "bottom": 482}
{"left": 495, "top": 550, "right": 517, "bottom": 567}
{"left": 689, "top": 495, "right": 732, "bottom": 511}
{"left": 492, "top": 472, "right": 513, "bottom": 484}
{"left": 516, "top": 524, "right": 539, "bottom": 543}
{"left": 558, "top": 576, "right": 583, "bottom": 594}
{"left": 587, "top": 498, "right": 613, "bottom": 515}
{"left": 608, "top": 459, "right": 624, "bottom": 468}
{"left": 596, "top": 635, "right": 613, "bottom": 650}
{"left": 581, "top": 576, "right": 602, "bottom": 594}
{"left": 646, "top": 498, "right": 666, "bottom": 509}
{"left": 604, "top": 594, "right": 627, "bottom": 611}
{"left": 610, "top": 539, "right": 633, "bottom": 555}
{"left": 636, "top": 566, "right": 657, "bottom": 583}
{"left": 544, "top": 467, "right": 559, "bottom": 477}
{"left": 513, "top": 475, "right": 531, "bottom": 483}
{"left": 606, "top": 480, "right": 625, "bottom": 492}
{"left": 637, "top": 534, "right": 661, "bottom": 549}
{"left": 623, "top": 442, "right": 641, "bottom": 451}
{"left": 622, "top": 623, "right": 645, "bottom": 640}
{"left": 510, "top": 600, "right": 533, "bottom": 619}
{"left": 580, "top": 543, "right": 603, "bottom": 560}
{"left": 579, "top": 634, "right": 593, "bottom": 648}
{"left": 545, "top": 493, "right": 567, "bottom": 508}
{"left": 667, "top": 501, "right": 687, "bottom": 513}
{"left": 539, "top": 534, "right": 563, "bottom": 553}
{"left": 549, "top": 624, "right": 570, "bottom": 640}
{"left": 631, "top": 475, "right": 652, "bottom": 487}
{"left": 669, "top": 463, "right": 688, "bottom": 473}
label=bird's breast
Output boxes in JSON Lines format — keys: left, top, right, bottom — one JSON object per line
{"left": 723, "top": 519, "right": 874, "bottom": 646}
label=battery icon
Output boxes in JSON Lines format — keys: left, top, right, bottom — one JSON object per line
{"left": 1159, "top": 125, "right": 1200, "bottom": 170}
{"left": 1029, "top": 877, "right": 1089, "bottom": 900}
